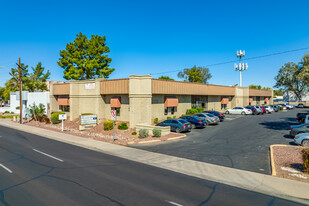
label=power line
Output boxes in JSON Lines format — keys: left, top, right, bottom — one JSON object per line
{"left": 151, "top": 46, "right": 309, "bottom": 76}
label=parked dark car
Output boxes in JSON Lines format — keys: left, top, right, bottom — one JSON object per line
{"left": 180, "top": 115, "right": 206, "bottom": 128}
{"left": 203, "top": 110, "right": 225, "bottom": 121}
{"left": 297, "top": 112, "right": 309, "bottom": 123}
{"left": 194, "top": 113, "right": 219, "bottom": 125}
{"left": 271, "top": 105, "right": 279, "bottom": 112}
{"left": 244, "top": 106, "right": 259, "bottom": 115}
{"left": 290, "top": 123, "right": 309, "bottom": 137}
{"left": 157, "top": 119, "right": 192, "bottom": 133}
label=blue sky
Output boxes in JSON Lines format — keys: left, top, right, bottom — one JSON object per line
{"left": 1, "top": 0, "right": 309, "bottom": 88}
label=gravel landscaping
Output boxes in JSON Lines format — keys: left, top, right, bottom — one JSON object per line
{"left": 272, "top": 145, "right": 309, "bottom": 183}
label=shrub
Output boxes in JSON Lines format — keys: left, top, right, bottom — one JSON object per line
{"left": 131, "top": 131, "right": 137, "bottom": 135}
{"left": 51, "top": 112, "right": 65, "bottom": 124}
{"left": 104, "top": 120, "right": 114, "bottom": 131}
{"left": 118, "top": 122, "right": 128, "bottom": 130}
{"left": 81, "top": 113, "right": 93, "bottom": 115}
{"left": 302, "top": 148, "right": 309, "bottom": 174}
{"left": 153, "top": 128, "right": 161, "bottom": 137}
{"left": 181, "top": 114, "right": 186, "bottom": 117}
{"left": 4, "top": 111, "right": 10, "bottom": 113}
{"left": 138, "top": 129, "right": 149, "bottom": 138}
{"left": 197, "top": 108, "right": 204, "bottom": 113}
{"left": 10, "top": 112, "right": 14, "bottom": 114}
{"left": 154, "top": 118, "right": 159, "bottom": 124}
{"left": 173, "top": 116, "right": 176, "bottom": 119}
{"left": 279, "top": 106, "right": 283, "bottom": 111}
{"left": 38, "top": 114, "right": 51, "bottom": 124}
{"left": 186, "top": 109, "right": 198, "bottom": 115}
{"left": 30, "top": 103, "right": 47, "bottom": 122}
{"left": 167, "top": 117, "right": 171, "bottom": 120}
{"left": 16, "top": 106, "right": 20, "bottom": 110}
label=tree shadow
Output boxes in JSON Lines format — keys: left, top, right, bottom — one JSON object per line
{"left": 259, "top": 121, "right": 291, "bottom": 130}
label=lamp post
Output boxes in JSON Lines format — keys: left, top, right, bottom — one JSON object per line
{"left": 234, "top": 50, "right": 248, "bottom": 87}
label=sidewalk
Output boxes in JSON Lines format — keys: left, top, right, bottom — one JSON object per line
{"left": 1, "top": 120, "right": 308, "bottom": 204}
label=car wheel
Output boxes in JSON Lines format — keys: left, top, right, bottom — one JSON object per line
{"left": 302, "top": 140, "right": 309, "bottom": 147}
{"left": 225, "top": 111, "right": 229, "bottom": 114}
{"left": 175, "top": 128, "right": 181, "bottom": 133}
{"left": 192, "top": 124, "right": 196, "bottom": 129}
{"left": 241, "top": 111, "right": 245, "bottom": 115}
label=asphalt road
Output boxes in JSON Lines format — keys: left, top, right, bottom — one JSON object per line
{"left": 0, "top": 125, "right": 303, "bottom": 205}
{"left": 130, "top": 108, "right": 305, "bottom": 175}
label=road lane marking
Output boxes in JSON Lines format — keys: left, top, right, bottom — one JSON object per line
{"left": 0, "top": 164, "right": 13, "bottom": 173}
{"left": 165, "top": 200, "right": 183, "bottom": 206}
{"left": 33, "top": 149, "right": 64, "bottom": 162}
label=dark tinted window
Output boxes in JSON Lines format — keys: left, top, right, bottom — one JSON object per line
{"left": 171, "top": 120, "right": 178, "bottom": 124}
{"left": 179, "top": 120, "right": 187, "bottom": 124}
{"left": 206, "top": 114, "right": 215, "bottom": 117}
{"left": 165, "top": 120, "right": 172, "bottom": 123}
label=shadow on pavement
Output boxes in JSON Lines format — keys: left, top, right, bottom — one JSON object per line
{"left": 289, "top": 141, "right": 297, "bottom": 146}
{"left": 259, "top": 121, "right": 291, "bottom": 130}
{"left": 284, "top": 134, "right": 292, "bottom": 139}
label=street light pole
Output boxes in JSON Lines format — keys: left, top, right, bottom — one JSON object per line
{"left": 17, "top": 58, "right": 22, "bottom": 124}
{"left": 234, "top": 50, "right": 248, "bottom": 87}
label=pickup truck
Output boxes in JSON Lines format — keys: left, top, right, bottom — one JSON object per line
{"left": 297, "top": 112, "right": 309, "bottom": 123}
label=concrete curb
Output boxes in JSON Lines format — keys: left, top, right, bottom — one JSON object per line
{"left": 127, "top": 134, "right": 186, "bottom": 145}
{"left": 1, "top": 120, "right": 309, "bottom": 204}
{"left": 270, "top": 144, "right": 289, "bottom": 176}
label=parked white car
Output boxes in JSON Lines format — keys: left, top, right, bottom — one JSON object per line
{"left": 294, "top": 133, "right": 309, "bottom": 147}
{"left": 264, "top": 106, "right": 274, "bottom": 113}
{"left": 225, "top": 107, "right": 252, "bottom": 115}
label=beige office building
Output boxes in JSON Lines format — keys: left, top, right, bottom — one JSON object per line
{"left": 50, "top": 75, "right": 273, "bottom": 128}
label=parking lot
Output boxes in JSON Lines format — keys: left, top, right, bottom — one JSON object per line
{"left": 129, "top": 108, "right": 306, "bottom": 175}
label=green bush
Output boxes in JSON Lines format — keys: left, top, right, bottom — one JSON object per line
{"left": 4, "top": 111, "right": 10, "bottom": 113}
{"left": 153, "top": 128, "right": 161, "bottom": 137}
{"left": 104, "top": 120, "right": 114, "bottom": 131}
{"left": 167, "top": 117, "right": 171, "bottom": 120}
{"left": 138, "top": 129, "right": 149, "bottom": 138}
{"left": 118, "top": 122, "right": 128, "bottom": 130}
{"left": 0, "top": 115, "right": 20, "bottom": 119}
{"left": 16, "top": 106, "right": 20, "bottom": 110}
{"left": 81, "top": 113, "right": 93, "bottom": 115}
{"left": 279, "top": 106, "right": 283, "bottom": 111}
{"left": 51, "top": 112, "right": 65, "bottom": 124}
{"left": 197, "top": 108, "right": 204, "bottom": 113}
{"left": 154, "top": 118, "right": 159, "bottom": 124}
{"left": 181, "top": 114, "right": 186, "bottom": 117}
{"left": 10, "top": 112, "right": 14, "bottom": 114}
{"left": 173, "top": 116, "right": 176, "bottom": 119}
{"left": 132, "top": 131, "right": 137, "bottom": 135}
{"left": 186, "top": 109, "right": 198, "bottom": 115}
{"left": 302, "top": 148, "right": 309, "bottom": 174}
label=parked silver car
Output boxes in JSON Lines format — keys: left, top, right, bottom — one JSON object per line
{"left": 225, "top": 107, "right": 252, "bottom": 115}
{"left": 264, "top": 106, "right": 274, "bottom": 113}
{"left": 254, "top": 106, "right": 263, "bottom": 114}
{"left": 294, "top": 133, "right": 309, "bottom": 146}
{"left": 194, "top": 113, "right": 219, "bottom": 125}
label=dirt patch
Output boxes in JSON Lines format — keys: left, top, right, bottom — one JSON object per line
{"left": 15, "top": 118, "right": 184, "bottom": 145}
{"left": 272, "top": 145, "right": 309, "bottom": 183}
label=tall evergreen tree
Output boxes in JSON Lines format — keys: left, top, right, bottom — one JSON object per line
{"left": 28, "top": 62, "right": 51, "bottom": 91}
{"left": 58, "top": 32, "right": 115, "bottom": 80}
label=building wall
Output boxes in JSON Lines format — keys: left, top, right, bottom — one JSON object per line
{"left": 69, "top": 79, "right": 103, "bottom": 121}
{"left": 151, "top": 95, "right": 191, "bottom": 122}
{"left": 102, "top": 95, "right": 130, "bottom": 122}
{"left": 207, "top": 96, "right": 222, "bottom": 111}
{"left": 129, "top": 75, "right": 152, "bottom": 128}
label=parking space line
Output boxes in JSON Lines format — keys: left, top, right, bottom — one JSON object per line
{"left": 0, "top": 163, "right": 13, "bottom": 173}
{"left": 165, "top": 200, "right": 183, "bottom": 206}
{"left": 33, "top": 149, "right": 64, "bottom": 162}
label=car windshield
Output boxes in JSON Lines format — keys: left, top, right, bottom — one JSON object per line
{"left": 206, "top": 113, "right": 215, "bottom": 117}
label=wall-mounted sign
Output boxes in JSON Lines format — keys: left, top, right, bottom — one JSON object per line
{"left": 80, "top": 114, "right": 97, "bottom": 125}
{"left": 85, "top": 83, "right": 95, "bottom": 90}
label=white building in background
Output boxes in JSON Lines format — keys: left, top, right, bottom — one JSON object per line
{"left": 10, "top": 91, "right": 50, "bottom": 116}
{"left": 283, "top": 90, "right": 309, "bottom": 102}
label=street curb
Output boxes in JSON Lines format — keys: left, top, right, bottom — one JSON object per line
{"left": 127, "top": 134, "right": 186, "bottom": 145}
{"left": 270, "top": 144, "right": 288, "bottom": 176}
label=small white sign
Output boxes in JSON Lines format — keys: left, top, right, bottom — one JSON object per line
{"left": 59, "top": 114, "right": 67, "bottom": 120}
{"left": 111, "top": 110, "right": 116, "bottom": 121}
{"left": 85, "top": 83, "right": 95, "bottom": 90}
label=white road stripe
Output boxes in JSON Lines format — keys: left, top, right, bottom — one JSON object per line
{"left": 33, "top": 149, "right": 64, "bottom": 162}
{"left": 165, "top": 200, "right": 183, "bottom": 206}
{"left": 0, "top": 164, "right": 13, "bottom": 173}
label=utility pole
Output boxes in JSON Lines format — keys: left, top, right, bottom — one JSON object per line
{"left": 234, "top": 50, "right": 248, "bottom": 87}
{"left": 16, "top": 58, "right": 22, "bottom": 124}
